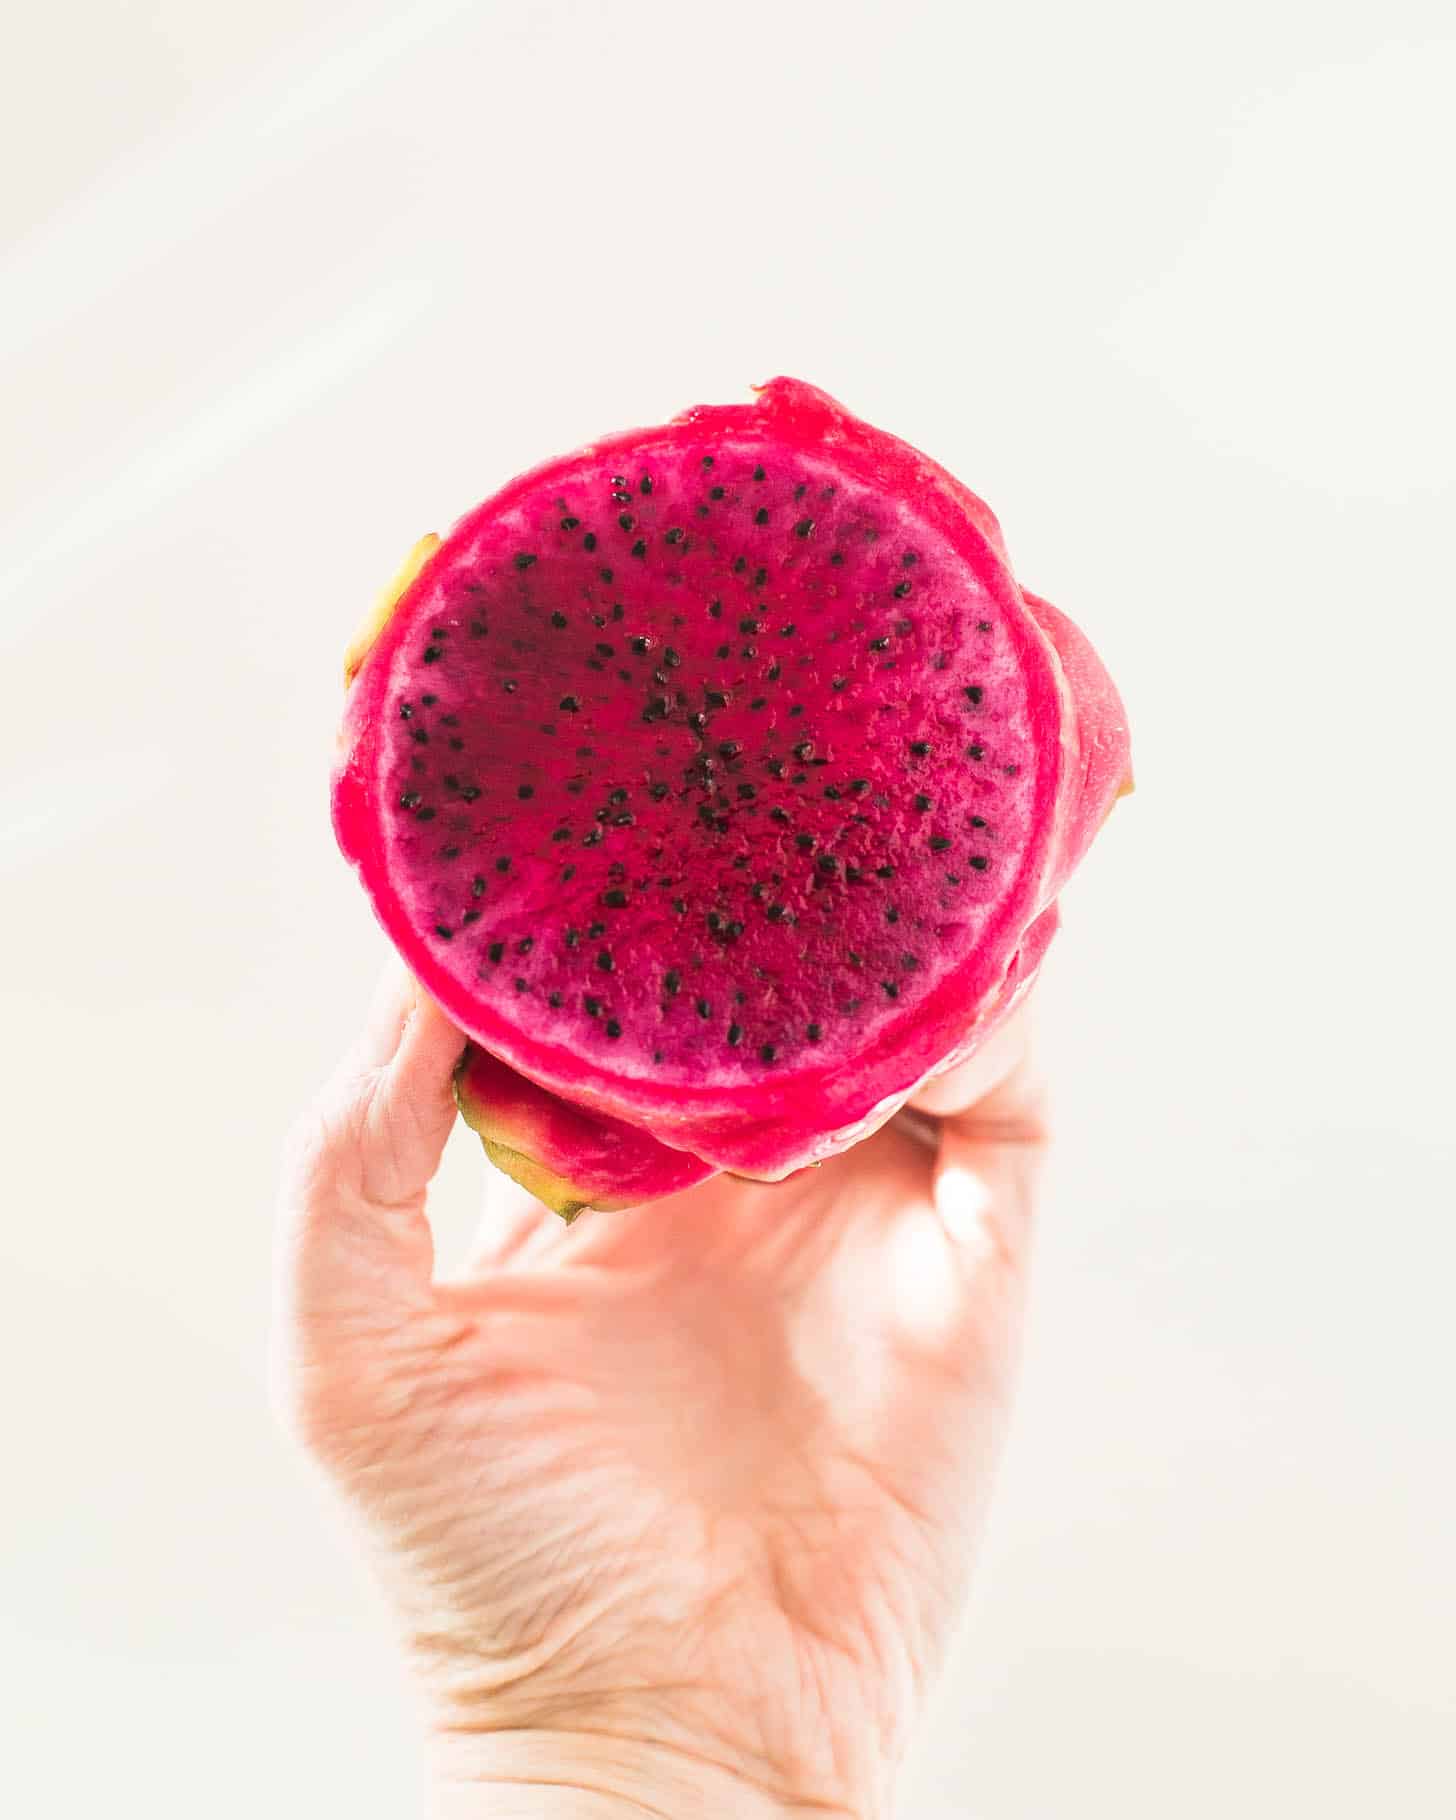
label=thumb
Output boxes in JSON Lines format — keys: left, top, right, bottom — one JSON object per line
{"left": 275, "top": 964, "right": 465, "bottom": 1342}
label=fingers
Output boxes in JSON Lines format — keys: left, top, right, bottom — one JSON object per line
{"left": 907, "top": 1000, "right": 1036, "bottom": 1121}
{"left": 932, "top": 1049, "right": 1048, "bottom": 1274}
{"left": 276, "top": 963, "right": 466, "bottom": 1337}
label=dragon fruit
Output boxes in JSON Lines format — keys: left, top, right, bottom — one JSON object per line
{"left": 333, "top": 378, "right": 1130, "bottom": 1213}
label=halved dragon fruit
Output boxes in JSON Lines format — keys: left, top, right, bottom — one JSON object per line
{"left": 333, "top": 379, "right": 1130, "bottom": 1212}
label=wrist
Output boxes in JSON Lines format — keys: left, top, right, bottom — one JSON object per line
{"left": 425, "top": 1729, "right": 879, "bottom": 1819}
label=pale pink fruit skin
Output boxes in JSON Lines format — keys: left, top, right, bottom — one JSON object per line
{"left": 334, "top": 378, "right": 1130, "bottom": 1184}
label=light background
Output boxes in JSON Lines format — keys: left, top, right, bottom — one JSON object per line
{"left": 2, "top": 2, "right": 1453, "bottom": 1814}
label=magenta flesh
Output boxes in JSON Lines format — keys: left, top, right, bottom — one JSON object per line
{"left": 334, "top": 379, "right": 1131, "bottom": 1182}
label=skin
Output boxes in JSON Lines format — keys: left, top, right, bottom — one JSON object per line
{"left": 274, "top": 965, "right": 1046, "bottom": 1819}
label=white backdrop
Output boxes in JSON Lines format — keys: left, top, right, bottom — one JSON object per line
{"left": 3, "top": 3, "right": 1453, "bottom": 1815}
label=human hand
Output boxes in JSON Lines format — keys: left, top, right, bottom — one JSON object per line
{"left": 274, "top": 965, "right": 1045, "bottom": 1819}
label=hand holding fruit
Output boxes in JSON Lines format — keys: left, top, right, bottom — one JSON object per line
{"left": 274, "top": 968, "right": 1045, "bottom": 1819}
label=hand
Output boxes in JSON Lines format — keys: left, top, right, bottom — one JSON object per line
{"left": 274, "top": 965, "right": 1045, "bottom": 1819}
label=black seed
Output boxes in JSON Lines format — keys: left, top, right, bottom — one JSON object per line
{"left": 584, "top": 995, "right": 603, "bottom": 1018}
{"left": 753, "top": 465, "right": 766, "bottom": 481}
{"left": 929, "top": 836, "right": 952, "bottom": 852}
{"left": 434, "top": 924, "right": 453, "bottom": 939}
{"left": 977, "top": 619, "right": 992, "bottom": 632}
{"left": 795, "top": 833, "right": 816, "bottom": 852}
{"left": 708, "top": 598, "right": 723, "bottom": 618}
{"left": 422, "top": 645, "right": 442, "bottom": 664}
{"left": 583, "top": 532, "right": 597, "bottom": 551}
{"left": 495, "top": 856, "right": 510, "bottom": 873}
{"left": 399, "top": 790, "right": 422, "bottom": 809}
{"left": 649, "top": 781, "right": 670, "bottom": 801}
{"left": 605, "top": 1019, "right": 622, "bottom": 1039}
{"left": 753, "top": 569, "right": 768, "bottom": 587}
{"left": 564, "top": 927, "right": 580, "bottom": 948}
{"left": 548, "top": 990, "right": 563, "bottom": 1007}
{"left": 1004, "top": 763, "right": 1020, "bottom": 776}
{"left": 631, "top": 539, "right": 647, "bottom": 558}
{"left": 702, "top": 455, "right": 715, "bottom": 468}
{"left": 709, "top": 485, "right": 725, "bottom": 500}
{"left": 422, "top": 693, "right": 438, "bottom": 706}
{"left": 664, "top": 527, "right": 685, "bottom": 545}
{"left": 416, "top": 807, "right": 436, "bottom": 821}
{"left": 640, "top": 475, "right": 653, "bottom": 494}
{"left": 513, "top": 553, "right": 537, "bottom": 570}
{"left": 462, "top": 910, "right": 481, "bottom": 925}
{"left": 398, "top": 703, "right": 413, "bottom": 719}
{"left": 792, "top": 740, "right": 814, "bottom": 760}
{"left": 663, "top": 646, "right": 682, "bottom": 669}
{"left": 642, "top": 696, "right": 669, "bottom": 722}
{"left": 460, "top": 785, "right": 480, "bottom": 802}
{"left": 739, "top": 618, "right": 761, "bottom": 636}
{"left": 582, "top": 828, "right": 603, "bottom": 846}
{"left": 754, "top": 507, "right": 769, "bottom": 527}
{"left": 612, "top": 488, "right": 631, "bottom": 504}
{"left": 816, "top": 854, "right": 839, "bottom": 876}
{"left": 915, "top": 793, "right": 932, "bottom": 811}
{"left": 767, "top": 662, "right": 782, "bottom": 682}
{"left": 806, "top": 1022, "right": 823, "bottom": 1042}
{"left": 869, "top": 636, "right": 890, "bottom": 652}
{"left": 876, "top": 864, "right": 895, "bottom": 878}
{"left": 909, "top": 740, "right": 931, "bottom": 757}
{"left": 664, "top": 969, "right": 681, "bottom": 995}
{"left": 559, "top": 694, "right": 580, "bottom": 712}
{"left": 881, "top": 981, "right": 900, "bottom": 999}
{"left": 471, "top": 875, "right": 486, "bottom": 897}
{"left": 518, "top": 783, "right": 534, "bottom": 800}
{"left": 886, "top": 907, "right": 900, "bottom": 923}
{"left": 696, "top": 998, "right": 712, "bottom": 1018}
{"left": 830, "top": 550, "right": 845, "bottom": 566}
{"left": 727, "top": 1022, "right": 743, "bottom": 1046}
{"left": 964, "top": 685, "right": 984, "bottom": 706}
{"left": 794, "top": 517, "right": 816, "bottom": 539}
{"left": 971, "top": 815, "right": 987, "bottom": 829}
{"left": 513, "top": 977, "right": 529, "bottom": 993}
{"left": 560, "top": 515, "right": 579, "bottom": 530}
{"left": 779, "top": 623, "right": 797, "bottom": 639}
{"left": 769, "top": 806, "right": 790, "bottom": 824}
{"left": 603, "top": 888, "right": 629, "bottom": 908}
{"left": 893, "top": 580, "right": 912, "bottom": 599}
{"left": 717, "top": 740, "right": 741, "bottom": 759}
{"left": 759, "top": 1043, "right": 777, "bottom": 1063}
{"left": 618, "top": 513, "right": 634, "bottom": 532}
{"left": 410, "top": 726, "right": 428, "bottom": 745}
{"left": 562, "top": 864, "right": 576, "bottom": 881}
{"left": 441, "top": 845, "right": 460, "bottom": 860}
{"left": 750, "top": 696, "right": 767, "bottom": 710}
{"left": 967, "top": 744, "right": 984, "bottom": 761}
{"left": 736, "top": 783, "right": 757, "bottom": 800}
{"left": 487, "top": 941, "right": 505, "bottom": 963}
{"left": 596, "top": 950, "right": 614, "bottom": 972}
{"left": 969, "top": 855, "right": 990, "bottom": 871}
{"left": 501, "top": 683, "right": 516, "bottom": 697}
{"left": 831, "top": 677, "right": 848, "bottom": 692}
{"left": 600, "top": 568, "right": 614, "bottom": 582}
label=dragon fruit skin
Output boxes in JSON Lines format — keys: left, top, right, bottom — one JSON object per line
{"left": 333, "top": 378, "right": 1130, "bottom": 1197}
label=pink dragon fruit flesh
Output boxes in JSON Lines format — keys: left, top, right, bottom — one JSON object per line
{"left": 333, "top": 379, "right": 1131, "bottom": 1215}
